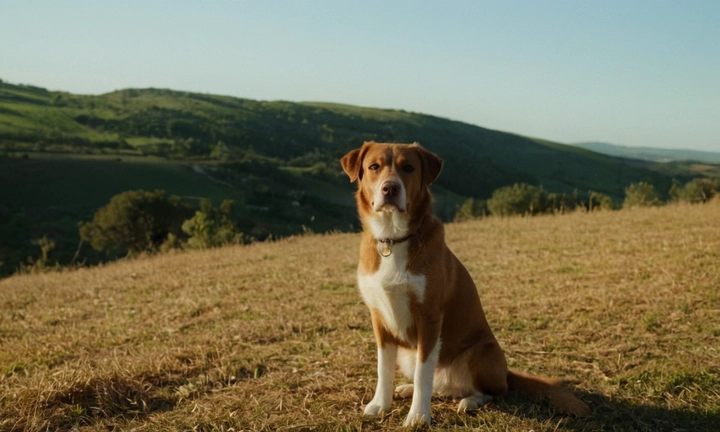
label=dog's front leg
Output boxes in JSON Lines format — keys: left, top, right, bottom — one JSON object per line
{"left": 404, "top": 337, "right": 440, "bottom": 426}
{"left": 364, "top": 343, "right": 397, "bottom": 417}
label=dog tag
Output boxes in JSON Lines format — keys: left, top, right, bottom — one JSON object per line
{"left": 381, "top": 243, "right": 392, "bottom": 257}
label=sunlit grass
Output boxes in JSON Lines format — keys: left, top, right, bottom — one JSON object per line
{"left": 1, "top": 202, "right": 719, "bottom": 430}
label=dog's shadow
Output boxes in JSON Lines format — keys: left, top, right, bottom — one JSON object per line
{"left": 510, "top": 390, "right": 717, "bottom": 431}
{"left": 427, "top": 390, "right": 720, "bottom": 431}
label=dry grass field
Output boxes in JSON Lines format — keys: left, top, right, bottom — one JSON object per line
{"left": 1, "top": 202, "right": 719, "bottom": 431}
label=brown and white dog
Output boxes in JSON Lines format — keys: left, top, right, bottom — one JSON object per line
{"left": 341, "top": 141, "right": 589, "bottom": 426}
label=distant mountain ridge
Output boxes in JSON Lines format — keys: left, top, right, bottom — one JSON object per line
{"left": 574, "top": 142, "right": 720, "bottom": 164}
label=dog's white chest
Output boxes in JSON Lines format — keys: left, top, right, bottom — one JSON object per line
{"left": 357, "top": 242, "right": 426, "bottom": 345}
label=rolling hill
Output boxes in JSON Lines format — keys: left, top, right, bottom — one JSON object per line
{"left": 575, "top": 142, "right": 720, "bottom": 164}
{"left": 1, "top": 79, "right": 684, "bottom": 200}
{"left": 0, "top": 79, "right": 702, "bottom": 275}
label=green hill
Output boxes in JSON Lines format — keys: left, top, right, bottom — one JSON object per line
{"left": 1, "top": 80, "right": 682, "bottom": 198}
{"left": 575, "top": 142, "right": 720, "bottom": 164}
{"left": 0, "top": 79, "right": 694, "bottom": 275}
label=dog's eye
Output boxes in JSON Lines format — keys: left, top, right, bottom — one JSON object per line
{"left": 369, "top": 163, "right": 380, "bottom": 171}
{"left": 403, "top": 164, "right": 415, "bottom": 173}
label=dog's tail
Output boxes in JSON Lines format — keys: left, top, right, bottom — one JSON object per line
{"left": 507, "top": 370, "right": 590, "bottom": 416}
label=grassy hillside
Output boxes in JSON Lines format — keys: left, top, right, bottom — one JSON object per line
{"left": 0, "top": 152, "right": 361, "bottom": 275}
{"left": 0, "top": 79, "right": 701, "bottom": 276}
{"left": 1, "top": 79, "right": 684, "bottom": 200}
{"left": 1, "top": 203, "right": 719, "bottom": 431}
{"left": 576, "top": 142, "right": 720, "bottom": 164}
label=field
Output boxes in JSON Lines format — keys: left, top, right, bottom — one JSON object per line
{"left": 0, "top": 153, "right": 241, "bottom": 210}
{"left": 1, "top": 203, "right": 719, "bottom": 431}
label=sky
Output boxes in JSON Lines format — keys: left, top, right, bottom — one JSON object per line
{"left": 1, "top": 1, "right": 719, "bottom": 152}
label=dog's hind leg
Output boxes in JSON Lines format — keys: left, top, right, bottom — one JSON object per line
{"left": 469, "top": 341, "right": 509, "bottom": 397}
{"left": 394, "top": 347, "right": 416, "bottom": 399}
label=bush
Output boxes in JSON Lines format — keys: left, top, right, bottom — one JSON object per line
{"left": 210, "top": 141, "right": 242, "bottom": 161}
{"left": 623, "top": 182, "right": 661, "bottom": 209}
{"left": 454, "top": 198, "right": 487, "bottom": 221}
{"left": 80, "top": 190, "right": 191, "bottom": 256}
{"left": 546, "top": 192, "right": 578, "bottom": 214}
{"left": 669, "top": 178, "right": 717, "bottom": 204}
{"left": 487, "top": 183, "right": 547, "bottom": 217}
{"left": 588, "top": 191, "right": 615, "bottom": 211}
{"left": 182, "top": 199, "right": 243, "bottom": 248}
{"left": 18, "top": 235, "right": 58, "bottom": 274}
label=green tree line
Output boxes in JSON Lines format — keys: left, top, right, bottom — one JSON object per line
{"left": 86, "top": 178, "right": 719, "bottom": 257}
{"left": 10, "top": 176, "right": 719, "bottom": 276}
{"left": 79, "top": 190, "right": 246, "bottom": 257}
{"left": 455, "top": 177, "right": 720, "bottom": 220}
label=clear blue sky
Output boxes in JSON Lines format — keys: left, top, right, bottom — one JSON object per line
{"left": 1, "top": 0, "right": 718, "bottom": 151}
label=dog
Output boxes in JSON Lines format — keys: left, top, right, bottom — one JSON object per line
{"left": 341, "top": 141, "right": 590, "bottom": 426}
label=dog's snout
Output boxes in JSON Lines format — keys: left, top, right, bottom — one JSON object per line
{"left": 372, "top": 177, "right": 407, "bottom": 212}
{"left": 382, "top": 180, "right": 401, "bottom": 198}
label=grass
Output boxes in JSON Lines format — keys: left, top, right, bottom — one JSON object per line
{"left": 1, "top": 202, "right": 719, "bottom": 430}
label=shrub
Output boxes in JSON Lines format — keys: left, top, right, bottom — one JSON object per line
{"left": 80, "top": 190, "right": 191, "bottom": 256}
{"left": 623, "top": 182, "right": 661, "bottom": 209}
{"left": 487, "top": 183, "right": 547, "bottom": 216}
{"left": 669, "top": 178, "right": 717, "bottom": 204}
{"left": 182, "top": 199, "right": 243, "bottom": 248}
{"left": 210, "top": 141, "right": 241, "bottom": 161}
{"left": 588, "top": 191, "right": 615, "bottom": 211}
{"left": 454, "top": 198, "right": 487, "bottom": 221}
{"left": 546, "top": 192, "right": 578, "bottom": 214}
{"left": 18, "top": 235, "right": 58, "bottom": 274}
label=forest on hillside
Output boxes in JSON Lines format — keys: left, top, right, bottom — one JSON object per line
{"left": 1, "top": 79, "right": 718, "bottom": 277}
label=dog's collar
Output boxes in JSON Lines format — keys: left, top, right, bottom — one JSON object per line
{"left": 377, "top": 233, "right": 415, "bottom": 257}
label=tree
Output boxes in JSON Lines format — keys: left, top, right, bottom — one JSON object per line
{"left": 668, "top": 179, "right": 683, "bottom": 202}
{"left": 623, "top": 182, "right": 661, "bottom": 209}
{"left": 182, "top": 199, "right": 243, "bottom": 248}
{"left": 487, "top": 183, "right": 547, "bottom": 217}
{"left": 21, "top": 235, "right": 57, "bottom": 273}
{"left": 669, "top": 178, "right": 717, "bottom": 204}
{"left": 454, "top": 198, "right": 487, "bottom": 222}
{"left": 588, "top": 191, "right": 615, "bottom": 211}
{"left": 546, "top": 191, "right": 578, "bottom": 214}
{"left": 80, "top": 190, "right": 191, "bottom": 256}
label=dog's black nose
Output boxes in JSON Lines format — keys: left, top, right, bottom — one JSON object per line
{"left": 382, "top": 180, "right": 400, "bottom": 197}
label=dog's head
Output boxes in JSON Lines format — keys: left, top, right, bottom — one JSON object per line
{"left": 341, "top": 142, "right": 442, "bottom": 237}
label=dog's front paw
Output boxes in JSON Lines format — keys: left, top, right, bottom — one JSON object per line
{"left": 403, "top": 409, "right": 432, "bottom": 426}
{"left": 363, "top": 401, "right": 390, "bottom": 418}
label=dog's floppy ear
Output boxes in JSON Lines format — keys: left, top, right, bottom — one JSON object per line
{"left": 341, "top": 142, "right": 372, "bottom": 182}
{"left": 415, "top": 144, "right": 443, "bottom": 185}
